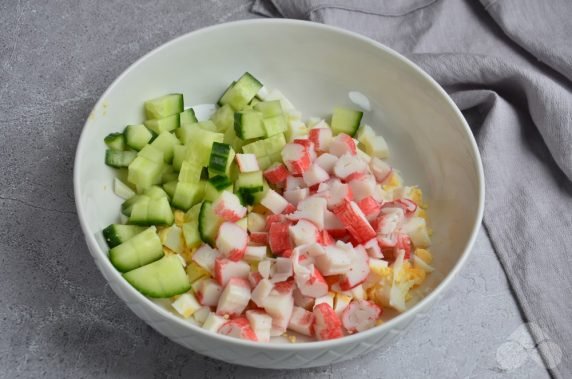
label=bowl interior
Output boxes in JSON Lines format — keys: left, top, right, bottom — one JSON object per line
{"left": 75, "top": 20, "right": 483, "bottom": 340}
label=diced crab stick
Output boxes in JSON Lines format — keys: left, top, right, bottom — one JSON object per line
{"left": 235, "top": 153, "right": 260, "bottom": 173}
{"left": 270, "top": 258, "right": 294, "bottom": 283}
{"left": 314, "top": 243, "right": 352, "bottom": 275}
{"left": 248, "top": 271, "right": 263, "bottom": 288}
{"left": 214, "top": 258, "right": 250, "bottom": 286}
{"left": 295, "top": 264, "right": 329, "bottom": 298}
{"left": 333, "top": 200, "right": 376, "bottom": 244}
{"left": 281, "top": 143, "right": 311, "bottom": 175}
{"left": 272, "top": 279, "right": 295, "bottom": 296}
{"left": 333, "top": 293, "right": 352, "bottom": 317}
{"left": 375, "top": 208, "right": 404, "bottom": 235}
{"left": 264, "top": 163, "right": 289, "bottom": 186}
{"left": 370, "top": 157, "right": 392, "bottom": 183}
{"left": 246, "top": 310, "right": 273, "bottom": 343}
{"left": 249, "top": 231, "right": 268, "bottom": 246}
{"left": 203, "top": 312, "right": 228, "bottom": 332}
{"left": 251, "top": 278, "right": 274, "bottom": 307}
{"left": 213, "top": 191, "right": 247, "bottom": 222}
{"left": 339, "top": 245, "right": 370, "bottom": 291}
{"left": 285, "top": 175, "right": 306, "bottom": 191}
{"left": 265, "top": 214, "right": 288, "bottom": 231}
{"left": 283, "top": 188, "right": 309, "bottom": 207}
{"left": 288, "top": 306, "right": 315, "bottom": 336}
{"left": 349, "top": 176, "right": 381, "bottom": 202}
{"left": 287, "top": 197, "right": 327, "bottom": 230}
{"left": 192, "top": 244, "right": 221, "bottom": 274}
{"left": 314, "top": 292, "right": 335, "bottom": 309}
{"left": 377, "top": 232, "right": 398, "bottom": 249}
{"left": 218, "top": 317, "right": 258, "bottom": 341}
{"left": 293, "top": 288, "right": 315, "bottom": 310}
{"left": 401, "top": 217, "right": 431, "bottom": 248}
{"left": 244, "top": 245, "right": 267, "bottom": 262}
{"left": 394, "top": 198, "right": 418, "bottom": 215}
{"left": 319, "top": 230, "right": 336, "bottom": 246}
{"left": 396, "top": 233, "right": 412, "bottom": 260}
{"left": 357, "top": 196, "right": 382, "bottom": 221}
{"left": 334, "top": 153, "right": 367, "bottom": 181}
{"left": 289, "top": 219, "right": 320, "bottom": 246}
{"left": 258, "top": 259, "right": 272, "bottom": 279}
{"left": 302, "top": 163, "right": 330, "bottom": 187}
{"left": 216, "top": 278, "right": 251, "bottom": 317}
{"left": 329, "top": 133, "right": 357, "bottom": 157}
{"left": 196, "top": 278, "right": 223, "bottom": 307}
{"left": 268, "top": 222, "right": 293, "bottom": 254}
{"left": 315, "top": 153, "right": 338, "bottom": 175}
{"left": 313, "top": 303, "right": 344, "bottom": 341}
{"left": 261, "top": 189, "right": 290, "bottom": 215}
{"left": 309, "top": 127, "right": 333, "bottom": 153}
{"left": 216, "top": 222, "right": 248, "bottom": 261}
{"left": 341, "top": 300, "right": 382, "bottom": 333}
{"left": 363, "top": 238, "right": 384, "bottom": 259}
{"left": 263, "top": 291, "right": 294, "bottom": 336}
{"left": 293, "top": 138, "right": 317, "bottom": 161}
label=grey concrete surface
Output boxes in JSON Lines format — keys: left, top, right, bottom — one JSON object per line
{"left": 0, "top": 1, "right": 550, "bottom": 378}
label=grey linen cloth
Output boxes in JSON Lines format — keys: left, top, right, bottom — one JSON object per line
{"left": 252, "top": 0, "right": 572, "bottom": 377}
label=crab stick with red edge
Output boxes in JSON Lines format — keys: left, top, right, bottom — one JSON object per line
{"left": 214, "top": 258, "right": 250, "bottom": 286}
{"left": 333, "top": 200, "right": 376, "bottom": 244}
{"left": 309, "top": 127, "right": 333, "bottom": 153}
{"left": 268, "top": 222, "right": 293, "bottom": 254}
{"left": 218, "top": 317, "right": 258, "bottom": 341}
{"left": 216, "top": 222, "right": 248, "bottom": 261}
{"left": 341, "top": 300, "right": 382, "bottom": 333}
{"left": 329, "top": 133, "right": 357, "bottom": 157}
{"left": 264, "top": 163, "right": 289, "bottom": 186}
{"left": 288, "top": 306, "right": 315, "bottom": 336}
{"left": 313, "top": 303, "right": 344, "bottom": 340}
{"left": 339, "top": 245, "right": 370, "bottom": 290}
{"left": 281, "top": 143, "right": 311, "bottom": 175}
{"left": 216, "top": 278, "right": 251, "bottom": 317}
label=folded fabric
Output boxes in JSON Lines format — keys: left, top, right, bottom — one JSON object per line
{"left": 252, "top": 1, "right": 572, "bottom": 377}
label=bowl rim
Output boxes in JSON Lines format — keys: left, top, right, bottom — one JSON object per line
{"left": 74, "top": 18, "right": 485, "bottom": 350}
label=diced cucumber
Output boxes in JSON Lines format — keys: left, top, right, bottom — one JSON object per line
{"left": 143, "top": 185, "right": 168, "bottom": 199}
{"left": 180, "top": 108, "right": 197, "bottom": 126}
{"left": 150, "top": 131, "right": 180, "bottom": 163}
{"left": 182, "top": 221, "right": 201, "bottom": 249}
{"left": 163, "top": 180, "right": 177, "bottom": 199}
{"left": 172, "top": 145, "right": 186, "bottom": 172}
{"left": 124, "top": 124, "right": 153, "bottom": 151}
{"left": 197, "top": 120, "right": 218, "bottom": 132}
{"left": 109, "top": 226, "right": 163, "bottom": 272}
{"left": 184, "top": 202, "right": 202, "bottom": 223}
{"left": 127, "top": 156, "right": 164, "bottom": 191}
{"left": 218, "top": 72, "right": 263, "bottom": 111}
{"left": 144, "top": 113, "right": 180, "bottom": 134}
{"left": 331, "top": 107, "right": 363, "bottom": 136}
{"left": 223, "top": 126, "right": 246, "bottom": 152}
{"left": 114, "top": 177, "right": 136, "bottom": 200}
{"left": 178, "top": 160, "right": 202, "bottom": 184}
{"left": 179, "top": 128, "right": 224, "bottom": 167}
{"left": 172, "top": 181, "right": 205, "bottom": 211}
{"left": 123, "top": 255, "right": 191, "bottom": 298}
{"left": 129, "top": 196, "right": 174, "bottom": 226}
{"left": 121, "top": 194, "right": 147, "bottom": 217}
{"left": 208, "top": 142, "right": 235, "bottom": 177}
{"left": 144, "top": 94, "right": 184, "bottom": 120}
{"left": 103, "top": 224, "right": 146, "bottom": 248}
{"left": 241, "top": 133, "right": 286, "bottom": 170}
{"left": 235, "top": 170, "right": 264, "bottom": 205}
{"left": 211, "top": 104, "right": 234, "bottom": 132}
{"left": 204, "top": 176, "right": 233, "bottom": 202}
{"left": 234, "top": 110, "right": 265, "bottom": 140}
{"left": 105, "top": 150, "right": 137, "bottom": 168}
{"left": 104, "top": 133, "right": 126, "bottom": 151}
{"left": 161, "top": 165, "right": 178, "bottom": 183}
{"left": 252, "top": 178, "right": 269, "bottom": 205}
{"left": 262, "top": 114, "right": 287, "bottom": 137}
{"left": 253, "top": 100, "right": 282, "bottom": 118}
{"left": 198, "top": 201, "right": 224, "bottom": 247}
{"left": 137, "top": 145, "right": 164, "bottom": 163}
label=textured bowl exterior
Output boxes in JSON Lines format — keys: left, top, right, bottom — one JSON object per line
{"left": 75, "top": 19, "right": 484, "bottom": 369}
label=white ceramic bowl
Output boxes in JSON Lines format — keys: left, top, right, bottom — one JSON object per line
{"left": 74, "top": 19, "right": 484, "bottom": 369}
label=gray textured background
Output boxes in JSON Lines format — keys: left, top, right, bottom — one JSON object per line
{"left": 0, "top": 1, "right": 549, "bottom": 378}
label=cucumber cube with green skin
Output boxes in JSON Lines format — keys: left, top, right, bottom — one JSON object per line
{"left": 179, "top": 128, "right": 224, "bottom": 167}
{"left": 109, "top": 226, "right": 164, "bottom": 272}
{"left": 330, "top": 107, "right": 363, "bottom": 137}
{"left": 123, "top": 255, "right": 191, "bottom": 298}
{"left": 163, "top": 180, "right": 177, "bottom": 199}
{"left": 204, "top": 176, "right": 233, "bottom": 202}
{"left": 197, "top": 120, "right": 218, "bottom": 132}
{"left": 208, "top": 142, "right": 235, "bottom": 177}
{"left": 129, "top": 196, "right": 174, "bottom": 226}
{"left": 171, "top": 181, "right": 205, "bottom": 211}
{"left": 143, "top": 186, "right": 169, "bottom": 199}
{"left": 104, "top": 133, "right": 126, "bottom": 151}
{"left": 137, "top": 145, "right": 164, "bottom": 163}
{"left": 121, "top": 195, "right": 147, "bottom": 217}
{"left": 262, "top": 114, "right": 287, "bottom": 137}
{"left": 144, "top": 113, "right": 180, "bottom": 135}
{"left": 124, "top": 124, "right": 153, "bottom": 151}
{"left": 218, "top": 72, "right": 263, "bottom": 111}
{"left": 234, "top": 110, "right": 266, "bottom": 140}
{"left": 178, "top": 161, "right": 202, "bottom": 184}
{"left": 182, "top": 221, "right": 201, "bottom": 249}
{"left": 184, "top": 202, "right": 202, "bottom": 223}
{"left": 241, "top": 133, "right": 286, "bottom": 170}
{"left": 179, "top": 108, "right": 197, "bottom": 126}
{"left": 105, "top": 150, "right": 137, "bottom": 168}
{"left": 144, "top": 94, "right": 184, "bottom": 120}
{"left": 102, "top": 224, "right": 146, "bottom": 248}
{"left": 172, "top": 145, "right": 186, "bottom": 171}
{"left": 198, "top": 201, "right": 224, "bottom": 247}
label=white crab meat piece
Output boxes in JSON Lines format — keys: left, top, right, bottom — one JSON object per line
{"left": 270, "top": 257, "right": 293, "bottom": 283}
{"left": 246, "top": 310, "right": 273, "bottom": 343}
{"left": 333, "top": 153, "right": 367, "bottom": 180}
{"left": 172, "top": 292, "right": 201, "bottom": 318}
{"left": 285, "top": 175, "right": 306, "bottom": 191}
{"left": 314, "top": 243, "right": 352, "bottom": 275}
{"left": 261, "top": 189, "right": 291, "bottom": 215}
{"left": 202, "top": 312, "right": 227, "bottom": 332}
{"left": 315, "top": 153, "right": 339, "bottom": 175}
{"left": 283, "top": 188, "right": 309, "bottom": 207}
{"left": 313, "top": 292, "right": 335, "bottom": 309}
{"left": 370, "top": 157, "right": 392, "bottom": 183}
{"left": 235, "top": 153, "right": 260, "bottom": 173}
{"left": 339, "top": 245, "right": 370, "bottom": 291}
{"left": 287, "top": 196, "right": 327, "bottom": 230}
{"left": 288, "top": 306, "right": 315, "bottom": 336}
{"left": 216, "top": 222, "right": 248, "bottom": 261}
{"left": 309, "top": 126, "right": 333, "bottom": 152}
{"left": 218, "top": 317, "right": 258, "bottom": 341}
{"left": 243, "top": 245, "right": 267, "bottom": 262}
{"left": 349, "top": 175, "right": 382, "bottom": 202}
{"left": 251, "top": 278, "right": 274, "bottom": 307}
{"left": 341, "top": 300, "right": 382, "bottom": 333}
{"left": 295, "top": 263, "right": 329, "bottom": 298}
{"left": 192, "top": 244, "right": 221, "bottom": 274}
{"left": 216, "top": 278, "right": 251, "bottom": 317}
{"left": 302, "top": 163, "right": 330, "bottom": 187}
{"left": 214, "top": 258, "right": 250, "bottom": 287}
{"left": 289, "top": 219, "right": 320, "bottom": 246}
{"left": 213, "top": 191, "right": 247, "bottom": 222}
{"left": 293, "top": 288, "right": 315, "bottom": 310}
{"left": 196, "top": 278, "right": 223, "bottom": 307}
{"left": 329, "top": 133, "right": 357, "bottom": 157}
